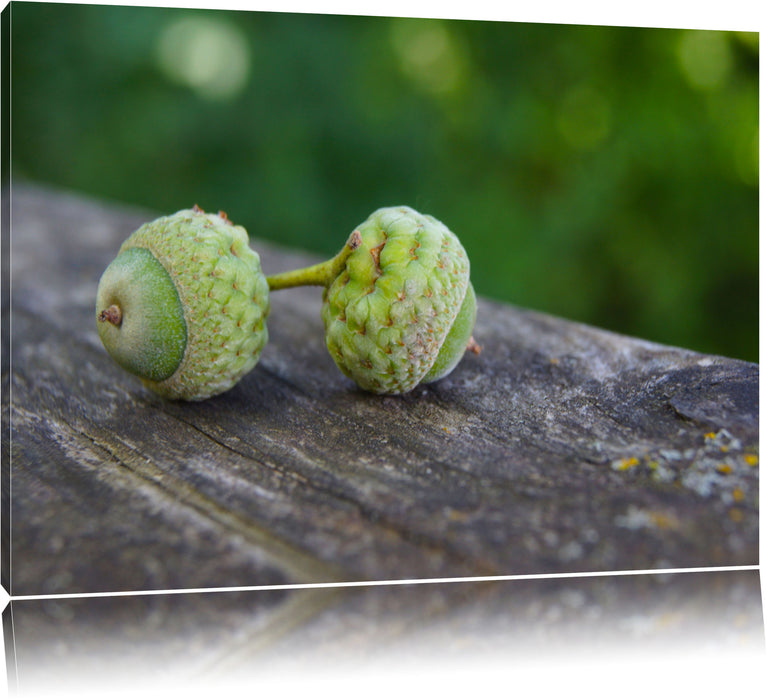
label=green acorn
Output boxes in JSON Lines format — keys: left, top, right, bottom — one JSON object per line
{"left": 267, "top": 205, "right": 478, "bottom": 394}
{"left": 95, "top": 206, "right": 270, "bottom": 400}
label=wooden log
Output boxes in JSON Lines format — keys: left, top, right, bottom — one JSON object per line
{"left": 3, "top": 185, "right": 759, "bottom": 596}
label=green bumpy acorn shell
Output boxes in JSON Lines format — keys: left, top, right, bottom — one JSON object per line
{"left": 322, "top": 206, "right": 476, "bottom": 394}
{"left": 95, "top": 207, "right": 270, "bottom": 400}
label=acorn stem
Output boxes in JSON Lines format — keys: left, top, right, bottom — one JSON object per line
{"left": 98, "top": 304, "right": 123, "bottom": 326}
{"left": 466, "top": 336, "right": 482, "bottom": 355}
{"left": 266, "top": 230, "right": 362, "bottom": 290}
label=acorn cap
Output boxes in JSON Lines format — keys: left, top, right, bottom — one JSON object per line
{"left": 96, "top": 208, "right": 270, "bottom": 400}
{"left": 322, "top": 206, "right": 472, "bottom": 394}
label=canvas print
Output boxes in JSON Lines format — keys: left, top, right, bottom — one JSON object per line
{"left": 0, "top": 1, "right": 762, "bottom": 695}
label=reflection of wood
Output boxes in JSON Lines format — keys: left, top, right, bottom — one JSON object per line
{"left": 3, "top": 185, "right": 759, "bottom": 596}
{"left": 4, "top": 571, "right": 765, "bottom": 692}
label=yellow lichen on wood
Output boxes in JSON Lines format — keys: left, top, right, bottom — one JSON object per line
{"left": 612, "top": 456, "right": 640, "bottom": 471}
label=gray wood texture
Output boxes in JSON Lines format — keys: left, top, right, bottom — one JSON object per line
{"left": 3, "top": 185, "right": 759, "bottom": 596}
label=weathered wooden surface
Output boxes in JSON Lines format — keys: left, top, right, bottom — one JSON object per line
{"left": 3, "top": 184, "right": 759, "bottom": 596}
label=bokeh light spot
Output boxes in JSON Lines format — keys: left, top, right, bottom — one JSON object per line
{"left": 390, "top": 21, "right": 465, "bottom": 96}
{"left": 677, "top": 30, "right": 732, "bottom": 91}
{"left": 156, "top": 16, "right": 251, "bottom": 100}
{"left": 734, "top": 31, "right": 759, "bottom": 52}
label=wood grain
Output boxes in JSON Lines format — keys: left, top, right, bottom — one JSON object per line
{"left": 3, "top": 185, "right": 759, "bottom": 596}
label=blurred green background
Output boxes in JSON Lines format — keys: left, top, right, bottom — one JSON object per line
{"left": 9, "top": 3, "right": 759, "bottom": 361}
